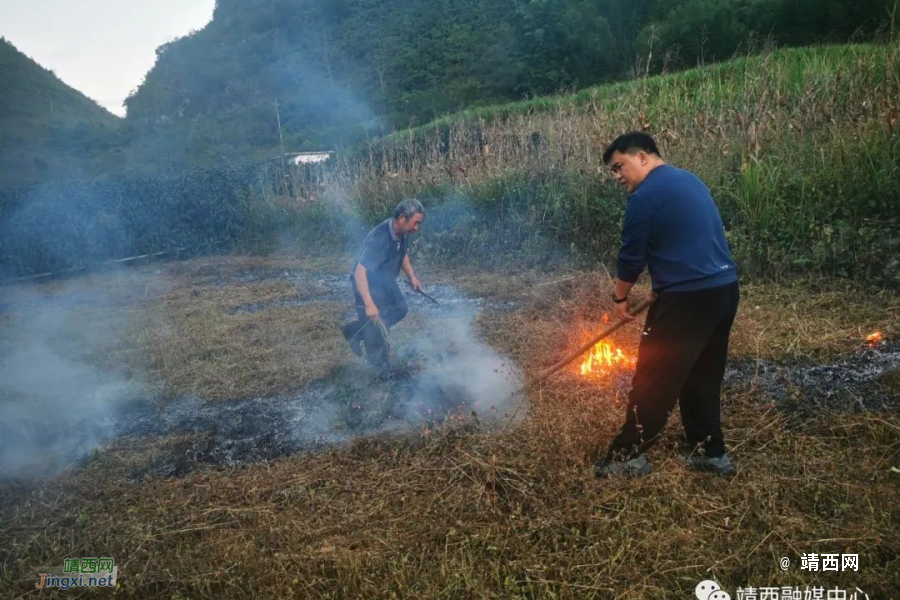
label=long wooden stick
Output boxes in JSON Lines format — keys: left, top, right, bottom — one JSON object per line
{"left": 535, "top": 298, "right": 654, "bottom": 382}
{"left": 2, "top": 248, "right": 185, "bottom": 285}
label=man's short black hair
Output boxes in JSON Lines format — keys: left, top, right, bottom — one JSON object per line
{"left": 602, "top": 132, "right": 662, "bottom": 164}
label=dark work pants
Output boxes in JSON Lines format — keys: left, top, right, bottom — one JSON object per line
{"left": 346, "top": 273, "right": 409, "bottom": 369}
{"left": 606, "top": 281, "right": 739, "bottom": 460}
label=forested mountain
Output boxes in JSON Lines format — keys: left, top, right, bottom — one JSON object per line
{"left": 124, "top": 0, "right": 894, "bottom": 156}
{"left": 1, "top": 0, "right": 895, "bottom": 189}
{"left": 0, "top": 38, "right": 124, "bottom": 189}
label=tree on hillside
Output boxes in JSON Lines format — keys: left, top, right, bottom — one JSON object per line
{"left": 640, "top": 0, "right": 895, "bottom": 70}
{"left": 118, "top": 0, "right": 898, "bottom": 164}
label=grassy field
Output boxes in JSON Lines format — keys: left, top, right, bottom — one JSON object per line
{"left": 1, "top": 255, "right": 898, "bottom": 599}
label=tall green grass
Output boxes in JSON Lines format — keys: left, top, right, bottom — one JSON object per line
{"left": 285, "top": 42, "right": 900, "bottom": 285}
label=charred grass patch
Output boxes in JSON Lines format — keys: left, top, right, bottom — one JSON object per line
{"left": 159, "top": 254, "right": 349, "bottom": 287}
{"left": 882, "top": 367, "right": 900, "bottom": 396}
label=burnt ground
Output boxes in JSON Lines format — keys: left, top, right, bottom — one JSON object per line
{"left": 107, "top": 343, "right": 900, "bottom": 477}
{"left": 725, "top": 340, "right": 900, "bottom": 413}
{"left": 114, "top": 365, "right": 523, "bottom": 478}
{"left": 1, "top": 260, "right": 897, "bottom": 479}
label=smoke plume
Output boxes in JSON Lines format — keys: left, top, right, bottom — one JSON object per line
{"left": 0, "top": 281, "right": 145, "bottom": 478}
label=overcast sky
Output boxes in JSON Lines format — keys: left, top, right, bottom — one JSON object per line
{"left": 0, "top": 0, "right": 215, "bottom": 117}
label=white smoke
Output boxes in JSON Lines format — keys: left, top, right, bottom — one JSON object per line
{"left": 398, "top": 299, "right": 524, "bottom": 425}
{"left": 0, "top": 281, "right": 144, "bottom": 478}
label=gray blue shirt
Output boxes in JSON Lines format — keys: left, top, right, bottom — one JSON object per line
{"left": 351, "top": 218, "right": 408, "bottom": 282}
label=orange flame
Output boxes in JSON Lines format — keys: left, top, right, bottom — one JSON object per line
{"left": 579, "top": 340, "right": 636, "bottom": 377}
{"left": 866, "top": 331, "right": 884, "bottom": 346}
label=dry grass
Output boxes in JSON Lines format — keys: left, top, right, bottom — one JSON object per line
{"left": 141, "top": 301, "right": 347, "bottom": 400}
{"left": 1, "top": 402, "right": 897, "bottom": 598}
{"left": 1, "top": 256, "right": 899, "bottom": 599}
{"left": 141, "top": 286, "right": 347, "bottom": 400}
{"left": 730, "top": 280, "right": 898, "bottom": 361}
{"left": 0, "top": 255, "right": 355, "bottom": 401}
{"left": 439, "top": 268, "right": 898, "bottom": 366}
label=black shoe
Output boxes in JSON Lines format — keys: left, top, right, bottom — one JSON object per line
{"left": 341, "top": 322, "right": 363, "bottom": 357}
{"left": 594, "top": 454, "right": 653, "bottom": 478}
{"left": 373, "top": 365, "right": 394, "bottom": 381}
{"left": 683, "top": 452, "right": 736, "bottom": 476}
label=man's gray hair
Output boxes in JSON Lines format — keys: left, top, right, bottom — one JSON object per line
{"left": 394, "top": 198, "right": 425, "bottom": 220}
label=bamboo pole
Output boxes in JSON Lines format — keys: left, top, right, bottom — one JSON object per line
{"left": 535, "top": 297, "right": 653, "bottom": 382}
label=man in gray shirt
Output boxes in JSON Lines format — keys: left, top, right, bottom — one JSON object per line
{"left": 341, "top": 199, "right": 425, "bottom": 378}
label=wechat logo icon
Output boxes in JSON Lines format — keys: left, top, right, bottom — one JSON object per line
{"left": 695, "top": 580, "right": 730, "bottom": 600}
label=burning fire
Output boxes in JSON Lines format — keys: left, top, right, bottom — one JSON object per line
{"left": 577, "top": 314, "right": 637, "bottom": 378}
{"left": 866, "top": 331, "right": 884, "bottom": 347}
{"left": 579, "top": 340, "right": 636, "bottom": 377}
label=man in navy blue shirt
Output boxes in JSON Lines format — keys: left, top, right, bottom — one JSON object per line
{"left": 595, "top": 132, "right": 740, "bottom": 477}
{"left": 341, "top": 199, "right": 425, "bottom": 378}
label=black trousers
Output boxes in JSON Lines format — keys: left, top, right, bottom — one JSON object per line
{"left": 606, "top": 281, "right": 739, "bottom": 460}
{"left": 346, "top": 273, "right": 409, "bottom": 368}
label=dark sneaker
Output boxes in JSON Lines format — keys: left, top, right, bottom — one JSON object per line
{"left": 373, "top": 365, "right": 394, "bottom": 381}
{"left": 684, "top": 453, "right": 736, "bottom": 476}
{"left": 594, "top": 454, "right": 653, "bottom": 478}
{"left": 341, "top": 322, "right": 363, "bottom": 357}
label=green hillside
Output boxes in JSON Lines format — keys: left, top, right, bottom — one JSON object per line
{"left": 0, "top": 38, "right": 123, "bottom": 189}
{"left": 123, "top": 0, "right": 894, "bottom": 162}
{"left": 3, "top": 42, "right": 897, "bottom": 283}
{"left": 1, "top": 1, "right": 894, "bottom": 186}
{"left": 308, "top": 42, "right": 900, "bottom": 283}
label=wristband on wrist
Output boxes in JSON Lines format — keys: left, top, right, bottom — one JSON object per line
{"left": 611, "top": 292, "right": 628, "bottom": 304}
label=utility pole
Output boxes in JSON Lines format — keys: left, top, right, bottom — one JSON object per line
{"left": 275, "top": 99, "right": 287, "bottom": 195}
{"left": 275, "top": 100, "right": 287, "bottom": 171}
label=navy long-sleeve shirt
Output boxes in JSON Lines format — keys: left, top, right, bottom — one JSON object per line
{"left": 616, "top": 164, "right": 737, "bottom": 292}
